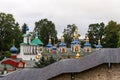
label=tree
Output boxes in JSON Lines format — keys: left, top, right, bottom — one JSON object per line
{"left": 34, "top": 18, "right": 57, "bottom": 46}
{"left": 87, "top": 22, "right": 105, "bottom": 47}
{"left": 49, "top": 55, "right": 56, "bottom": 64}
{"left": 34, "top": 56, "right": 56, "bottom": 68}
{"left": 2, "top": 51, "right": 11, "bottom": 58}
{"left": 21, "top": 23, "right": 28, "bottom": 34}
{"left": 118, "top": 30, "right": 120, "bottom": 47}
{"left": 0, "top": 12, "right": 22, "bottom": 51}
{"left": 104, "top": 20, "right": 120, "bottom": 48}
{"left": 63, "top": 24, "right": 77, "bottom": 47}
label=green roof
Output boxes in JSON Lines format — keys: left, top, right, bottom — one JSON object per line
{"left": 31, "top": 37, "right": 43, "bottom": 45}
{"left": 23, "top": 34, "right": 31, "bottom": 37}
{"left": 29, "top": 43, "right": 37, "bottom": 46}
{"left": 20, "top": 42, "right": 27, "bottom": 45}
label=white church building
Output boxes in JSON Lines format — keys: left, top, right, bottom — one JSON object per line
{"left": 18, "top": 27, "right": 43, "bottom": 61}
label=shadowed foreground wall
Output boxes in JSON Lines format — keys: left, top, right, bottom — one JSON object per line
{"left": 50, "top": 64, "right": 120, "bottom": 80}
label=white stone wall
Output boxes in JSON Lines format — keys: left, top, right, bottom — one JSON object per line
{"left": 23, "top": 37, "right": 27, "bottom": 43}
{"left": 19, "top": 45, "right": 42, "bottom": 61}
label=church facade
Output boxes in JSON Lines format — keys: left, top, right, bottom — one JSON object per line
{"left": 18, "top": 27, "right": 43, "bottom": 61}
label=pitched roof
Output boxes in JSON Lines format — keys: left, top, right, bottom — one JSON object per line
{"left": 31, "top": 37, "right": 43, "bottom": 45}
{"left": 20, "top": 42, "right": 27, "bottom": 45}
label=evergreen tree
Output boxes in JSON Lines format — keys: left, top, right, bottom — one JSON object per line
{"left": 21, "top": 23, "right": 28, "bottom": 34}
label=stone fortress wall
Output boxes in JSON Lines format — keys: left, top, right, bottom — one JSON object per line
{"left": 50, "top": 64, "right": 120, "bottom": 80}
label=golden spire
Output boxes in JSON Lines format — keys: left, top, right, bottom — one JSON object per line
{"left": 98, "top": 38, "right": 101, "bottom": 44}
{"left": 61, "top": 36, "right": 64, "bottom": 42}
{"left": 74, "top": 27, "right": 78, "bottom": 39}
{"left": 86, "top": 36, "right": 89, "bottom": 42}
{"left": 49, "top": 35, "right": 51, "bottom": 43}
{"left": 75, "top": 27, "right": 78, "bottom": 32}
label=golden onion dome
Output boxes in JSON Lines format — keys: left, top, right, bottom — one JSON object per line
{"left": 76, "top": 52, "right": 80, "bottom": 58}
{"left": 49, "top": 38, "right": 51, "bottom": 43}
{"left": 61, "top": 36, "right": 64, "bottom": 41}
{"left": 35, "top": 54, "right": 41, "bottom": 60}
{"left": 86, "top": 36, "right": 89, "bottom": 42}
{"left": 74, "top": 33, "right": 78, "bottom": 39}
{"left": 98, "top": 39, "right": 101, "bottom": 44}
{"left": 74, "top": 27, "right": 79, "bottom": 39}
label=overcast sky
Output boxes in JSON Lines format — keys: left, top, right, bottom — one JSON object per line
{"left": 0, "top": 0, "right": 120, "bottom": 38}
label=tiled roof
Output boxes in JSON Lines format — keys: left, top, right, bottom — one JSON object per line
{"left": 0, "top": 48, "right": 120, "bottom": 80}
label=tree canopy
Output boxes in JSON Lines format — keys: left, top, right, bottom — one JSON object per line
{"left": 87, "top": 22, "right": 105, "bottom": 47}
{"left": 34, "top": 56, "right": 56, "bottom": 68}
{"left": 118, "top": 32, "right": 120, "bottom": 47}
{"left": 63, "top": 24, "right": 77, "bottom": 47}
{"left": 21, "top": 23, "right": 28, "bottom": 34}
{"left": 0, "top": 12, "right": 22, "bottom": 51}
{"left": 104, "top": 20, "right": 120, "bottom": 48}
{"left": 34, "top": 18, "right": 57, "bottom": 46}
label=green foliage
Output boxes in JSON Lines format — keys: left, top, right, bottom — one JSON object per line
{"left": 63, "top": 24, "right": 77, "bottom": 47}
{"left": 34, "top": 56, "right": 56, "bottom": 68}
{"left": 87, "top": 22, "right": 105, "bottom": 47}
{"left": 2, "top": 51, "right": 11, "bottom": 58}
{"left": 49, "top": 55, "right": 56, "bottom": 64}
{"left": 0, "top": 55, "right": 4, "bottom": 61}
{"left": 34, "top": 18, "right": 58, "bottom": 46}
{"left": 21, "top": 23, "right": 28, "bottom": 34}
{"left": 80, "top": 40, "right": 85, "bottom": 48}
{"left": 0, "top": 51, "right": 11, "bottom": 61}
{"left": 118, "top": 32, "right": 120, "bottom": 47}
{"left": 0, "top": 12, "right": 22, "bottom": 51}
{"left": 104, "top": 20, "right": 120, "bottom": 48}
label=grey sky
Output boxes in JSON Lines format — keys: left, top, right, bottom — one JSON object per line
{"left": 0, "top": 0, "right": 120, "bottom": 38}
